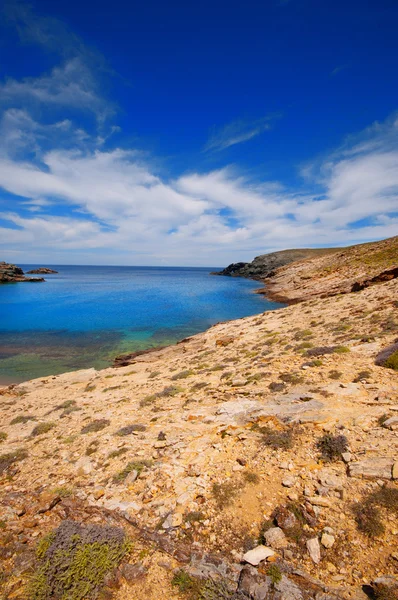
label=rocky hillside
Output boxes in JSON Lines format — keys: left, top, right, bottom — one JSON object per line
{"left": 1, "top": 276, "right": 397, "bottom": 599}
{"left": 213, "top": 248, "right": 338, "bottom": 280}
{"left": 262, "top": 235, "right": 398, "bottom": 303}
{"left": 0, "top": 261, "right": 44, "bottom": 283}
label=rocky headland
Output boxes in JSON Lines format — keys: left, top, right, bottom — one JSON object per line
{"left": 0, "top": 238, "right": 397, "bottom": 600}
{"left": 213, "top": 248, "right": 338, "bottom": 280}
{"left": 26, "top": 267, "right": 58, "bottom": 274}
{"left": 0, "top": 262, "right": 44, "bottom": 283}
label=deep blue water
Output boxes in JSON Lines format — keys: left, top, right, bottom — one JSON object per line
{"left": 0, "top": 265, "right": 281, "bottom": 383}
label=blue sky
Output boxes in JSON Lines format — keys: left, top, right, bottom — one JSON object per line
{"left": 0, "top": 0, "right": 397, "bottom": 266}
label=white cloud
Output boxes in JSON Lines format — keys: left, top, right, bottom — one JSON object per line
{"left": 204, "top": 116, "right": 278, "bottom": 151}
{"left": 0, "top": 30, "right": 397, "bottom": 266}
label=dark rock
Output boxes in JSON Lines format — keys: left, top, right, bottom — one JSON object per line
{"left": 0, "top": 261, "right": 45, "bottom": 283}
{"left": 120, "top": 562, "right": 147, "bottom": 583}
{"left": 212, "top": 249, "right": 337, "bottom": 281}
{"left": 113, "top": 345, "right": 167, "bottom": 367}
{"left": 27, "top": 267, "right": 58, "bottom": 274}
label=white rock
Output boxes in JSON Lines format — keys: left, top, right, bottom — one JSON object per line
{"left": 306, "top": 538, "right": 321, "bottom": 564}
{"left": 321, "top": 533, "right": 335, "bottom": 548}
{"left": 242, "top": 545, "right": 275, "bottom": 566}
{"left": 282, "top": 476, "right": 296, "bottom": 488}
{"left": 264, "top": 527, "right": 288, "bottom": 549}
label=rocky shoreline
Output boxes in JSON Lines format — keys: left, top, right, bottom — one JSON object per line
{"left": 0, "top": 262, "right": 44, "bottom": 283}
{"left": 0, "top": 264, "right": 397, "bottom": 599}
{"left": 216, "top": 235, "right": 398, "bottom": 305}
{"left": 26, "top": 267, "right": 58, "bottom": 274}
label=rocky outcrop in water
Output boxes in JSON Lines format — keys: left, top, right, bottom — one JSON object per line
{"left": 26, "top": 267, "right": 58, "bottom": 274}
{"left": 0, "top": 262, "right": 44, "bottom": 283}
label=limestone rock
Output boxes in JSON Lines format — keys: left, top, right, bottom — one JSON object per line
{"left": 264, "top": 527, "right": 288, "bottom": 549}
{"left": 120, "top": 562, "right": 147, "bottom": 583}
{"left": 242, "top": 545, "right": 275, "bottom": 566}
{"left": 306, "top": 537, "right": 321, "bottom": 564}
{"left": 321, "top": 533, "right": 335, "bottom": 548}
{"left": 383, "top": 416, "right": 398, "bottom": 430}
{"left": 348, "top": 458, "right": 394, "bottom": 480}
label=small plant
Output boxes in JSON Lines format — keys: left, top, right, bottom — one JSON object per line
{"left": 115, "top": 424, "right": 146, "bottom": 436}
{"left": 29, "top": 520, "right": 131, "bottom": 600}
{"left": 85, "top": 439, "right": 100, "bottom": 455}
{"left": 54, "top": 400, "right": 76, "bottom": 411}
{"left": 51, "top": 486, "right": 74, "bottom": 498}
{"left": 171, "top": 570, "right": 198, "bottom": 594}
{"left": 378, "top": 413, "right": 391, "bottom": 427}
{"left": 0, "top": 432, "right": 7, "bottom": 443}
{"left": 113, "top": 459, "right": 152, "bottom": 483}
{"left": 149, "top": 371, "right": 161, "bottom": 378}
{"left": 81, "top": 419, "right": 110, "bottom": 434}
{"left": 261, "top": 426, "right": 296, "bottom": 450}
{"left": 10, "top": 414, "right": 36, "bottom": 425}
{"left": 242, "top": 471, "right": 260, "bottom": 484}
{"left": 269, "top": 382, "right": 286, "bottom": 392}
{"left": 267, "top": 564, "right": 282, "bottom": 585}
{"left": 108, "top": 447, "right": 128, "bottom": 459}
{"left": 316, "top": 433, "right": 348, "bottom": 462}
{"left": 279, "top": 372, "right": 304, "bottom": 384}
{"left": 171, "top": 369, "right": 194, "bottom": 380}
{"left": 31, "top": 422, "right": 56, "bottom": 437}
{"left": 328, "top": 370, "right": 342, "bottom": 380}
{"left": 212, "top": 480, "right": 242, "bottom": 508}
{"left": 334, "top": 346, "right": 350, "bottom": 354}
{"left": 353, "top": 502, "right": 385, "bottom": 538}
{"left": 184, "top": 511, "right": 205, "bottom": 524}
{"left": 191, "top": 382, "right": 208, "bottom": 391}
{"left": 353, "top": 370, "right": 371, "bottom": 382}
{"left": 384, "top": 350, "right": 398, "bottom": 371}
{"left": 0, "top": 447, "right": 28, "bottom": 474}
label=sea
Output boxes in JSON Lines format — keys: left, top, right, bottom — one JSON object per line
{"left": 0, "top": 265, "right": 282, "bottom": 384}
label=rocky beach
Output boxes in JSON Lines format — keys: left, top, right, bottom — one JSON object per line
{"left": 0, "top": 237, "right": 397, "bottom": 599}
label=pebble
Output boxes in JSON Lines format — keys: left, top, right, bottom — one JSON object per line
{"left": 321, "top": 533, "right": 335, "bottom": 548}
{"left": 264, "top": 527, "right": 288, "bottom": 549}
{"left": 282, "top": 476, "right": 296, "bottom": 488}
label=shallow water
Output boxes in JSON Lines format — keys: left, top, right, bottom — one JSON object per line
{"left": 0, "top": 265, "right": 281, "bottom": 383}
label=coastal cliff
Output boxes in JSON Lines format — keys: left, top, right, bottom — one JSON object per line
{"left": 213, "top": 248, "right": 337, "bottom": 280}
{"left": 0, "top": 244, "right": 398, "bottom": 599}
{"left": 215, "top": 235, "right": 398, "bottom": 304}
{"left": 0, "top": 261, "right": 44, "bottom": 283}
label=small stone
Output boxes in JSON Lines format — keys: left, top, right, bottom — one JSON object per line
{"left": 308, "top": 496, "right": 332, "bottom": 507}
{"left": 93, "top": 488, "right": 105, "bottom": 500}
{"left": 393, "top": 462, "right": 398, "bottom": 480}
{"left": 342, "top": 452, "right": 352, "bottom": 463}
{"left": 242, "top": 545, "right": 275, "bottom": 566}
{"left": 383, "top": 416, "right": 398, "bottom": 430}
{"left": 125, "top": 470, "right": 139, "bottom": 484}
{"left": 282, "top": 476, "right": 296, "bottom": 488}
{"left": 264, "top": 527, "right": 288, "bottom": 549}
{"left": 306, "top": 538, "right": 321, "bottom": 564}
{"left": 120, "top": 562, "right": 147, "bottom": 583}
{"left": 321, "top": 533, "right": 335, "bottom": 548}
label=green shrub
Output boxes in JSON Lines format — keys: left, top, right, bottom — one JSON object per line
{"left": 29, "top": 520, "right": 131, "bottom": 600}
{"left": 0, "top": 432, "right": 7, "bottom": 443}
{"left": 116, "top": 424, "right": 146, "bottom": 436}
{"left": 10, "top": 415, "right": 36, "bottom": 425}
{"left": 31, "top": 422, "right": 56, "bottom": 437}
{"left": 261, "top": 426, "right": 296, "bottom": 450}
{"left": 171, "top": 369, "right": 194, "bottom": 380}
{"left": 212, "top": 480, "right": 242, "bottom": 508}
{"left": 328, "top": 370, "right": 342, "bottom": 380}
{"left": 113, "top": 460, "right": 152, "bottom": 483}
{"left": 267, "top": 564, "right": 282, "bottom": 585}
{"left": 0, "top": 448, "right": 28, "bottom": 474}
{"left": 334, "top": 346, "right": 350, "bottom": 354}
{"left": 316, "top": 433, "right": 348, "bottom": 461}
{"left": 81, "top": 419, "right": 110, "bottom": 434}
{"left": 384, "top": 350, "right": 398, "bottom": 371}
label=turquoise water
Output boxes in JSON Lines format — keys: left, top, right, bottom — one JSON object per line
{"left": 0, "top": 265, "right": 281, "bottom": 383}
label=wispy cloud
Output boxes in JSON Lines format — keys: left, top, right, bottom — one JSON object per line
{"left": 204, "top": 115, "right": 279, "bottom": 152}
{"left": 330, "top": 64, "right": 350, "bottom": 77}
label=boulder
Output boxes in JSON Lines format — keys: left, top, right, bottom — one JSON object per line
{"left": 348, "top": 458, "right": 394, "bottom": 480}
{"left": 242, "top": 545, "right": 275, "bottom": 566}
